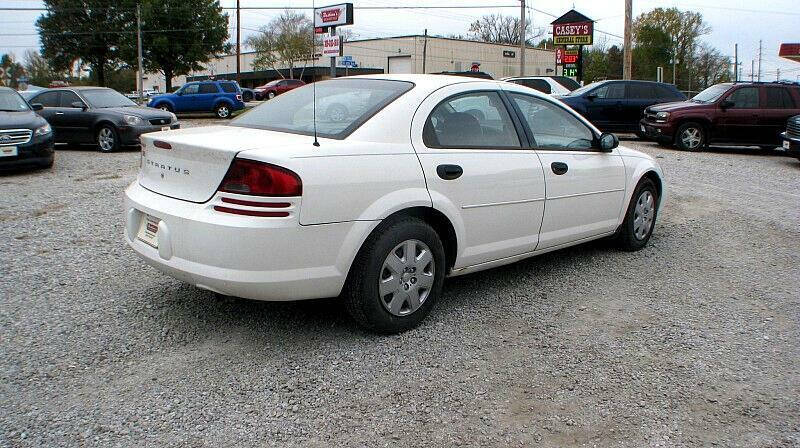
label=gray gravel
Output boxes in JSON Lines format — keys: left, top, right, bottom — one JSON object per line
{"left": 1, "top": 121, "right": 799, "bottom": 447}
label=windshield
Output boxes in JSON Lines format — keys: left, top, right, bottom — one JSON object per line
{"left": 232, "top": 79, "right": 414, "bottom": 139}
{"left": 81, "top": 88, "right": 136, "bottom": 108}
{"left": 565, "top": 81, "right": 604, "bottom": 96}
{"left": 692, "top": 84, "right": 730, "bottom": 103}
{"left": 0, "top": 89, "right": 31, "bottom": 112}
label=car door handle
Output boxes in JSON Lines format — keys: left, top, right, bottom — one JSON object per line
{"left": 55, "top": 112, "right": 64, "bottom": 115}
{"left": 551, "top": 162, "right": 569, "bottom": 175}
{"left": 437, "top": 164, "right": 463, "bottom": 180}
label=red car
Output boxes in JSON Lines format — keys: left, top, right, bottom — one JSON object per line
{"left": 253, "top": 78, "right": 305, "bottom": 101}
{"left": 640, "top": 81, "right": 800, "bottom": 151}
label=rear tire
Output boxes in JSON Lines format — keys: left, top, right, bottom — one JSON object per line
{"left": 343, "top": 217, "right": 446, "bottom": 334}
{"left": 214, "top": 104, "right": 231, "bottom": 119}
{"left": 616, "top": 178, "right": 659, "bottom": 252}
{"left": 675, "top": 122, "right": 705, "bottom": 151}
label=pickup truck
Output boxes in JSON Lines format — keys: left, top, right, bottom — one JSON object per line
{"left": 147, "top": 80, "right": 245, "bottom": 119}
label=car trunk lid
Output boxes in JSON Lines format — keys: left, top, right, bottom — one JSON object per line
{"left": 138, "top": 126, "right": 312, "bottom": 203}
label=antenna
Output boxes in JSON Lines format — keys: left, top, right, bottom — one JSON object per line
{"left": 312, "top": 0, "right": 320, "bottom": 147}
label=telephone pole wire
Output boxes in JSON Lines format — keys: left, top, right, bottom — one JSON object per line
{"left": 519, "top": 0, "right": 526, "bottom": 76}
{"left": 623, "top": 0, "right": 632, "bottom": 79}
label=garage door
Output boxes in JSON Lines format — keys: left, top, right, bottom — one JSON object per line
{"left": 388, "top": 56, "right": 412, "bottom": 74}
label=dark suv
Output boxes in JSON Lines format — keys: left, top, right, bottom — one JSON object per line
{"left": 640, "top": 82, "right": 800, "bottom": 151}
{"left": 557, "top": 80, "right": 686, "bottom": 135}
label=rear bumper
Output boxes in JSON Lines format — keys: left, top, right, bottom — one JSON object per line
{"left": 123, "top": 181, "right": 374, "bottom": 301}
{"left": 0, "top": 135, "right": 54, "bottom": 169}
{"left": 780, "top": 132, "right": 800, "bottom": 157}
{"left": 640, "top": 120, "right": 676, "bottom": 142}
{"left": 119, "top": 123, "right": 181, "bottom": 146}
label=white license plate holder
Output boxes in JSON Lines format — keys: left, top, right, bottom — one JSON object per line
{"left": 161, "top": 126, "right": 170, "bottom": 132}
{"left": 0, "top": 146, "right": 18, "bottom": 157}
{"left": 783, "top": 140, "right": 791, "bottom": 150}
{"left": 137, "top": 213, "right": 160, "bottom": 248}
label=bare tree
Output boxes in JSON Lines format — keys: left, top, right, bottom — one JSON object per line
{"left": 246, "top": 10, "right": 315, "bottom": 79}
{"left": 467, "top": 14, "right": 543, "bottom": 45}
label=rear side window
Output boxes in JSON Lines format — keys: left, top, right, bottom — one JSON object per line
{"left": 219, "top": 82, "right": 238, "bottom": 93}
{"left": 592, "top": 83, "right": 625, "bottom": 99}
{"left": 727, "top": 87, "right": 759, "bottom": 108}
{"left": 765, "top": 88, "right": 795, "bottom": 109}
{"left": 424, "top": 91, "right": 521, "bottom": 149}
{"left": 198, "top": 83, "right": 218, "bottom": 94}
{"left": 34, "top": 91, "right": 60, "bottom": 107}
{"left": 514, "top": 79, "right": 552, "bottom": 94}
{"left": 628, "top": 83, "right": 655, "bottom": 99}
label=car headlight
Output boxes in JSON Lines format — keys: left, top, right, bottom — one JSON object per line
{"left": 34, "top": 123, "right": 52, "bottom": 136}
{"left": 124, "top": 115, "right": 143, "bottom": 126}
{"left": 655, "top": 111, "right": 670, "bottom": 122}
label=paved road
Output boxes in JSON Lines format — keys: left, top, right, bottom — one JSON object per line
{"left": 1, "top": 123, "right": 798, "bottom": 447}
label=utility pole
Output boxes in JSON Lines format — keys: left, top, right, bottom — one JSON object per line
{"left": 623, "top": 0, "right": 632, "bottom": 80}
{"left": 776, "top": 67, "right": 780, "bottom": 81}
{"left": 137, "top": 3, "right": 143, "bottom": 102}
{"left": 733, "top": 43, "right": 738, "bottom": 82}
{"left": 236, "top": 0, "right": 241, "bottom": 83}
{"left": 422, "top": 29, "right": 428, "bottom": 73}
{"left": 672, "top": 48, "right": 677, "bottom": 85}
{"left": 330, "top": 27, "right": 336, "bottom": 78}
{"left": 519, "top": 0, "right": 526, "bottom": 76}
{"left": 750, "top": 60, "right": 754, "bottom": 82}
{"left": 757, "top": 39, "right": 762, "bottom": 82}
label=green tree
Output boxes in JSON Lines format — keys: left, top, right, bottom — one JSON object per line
{"left": 126, "top": 0, "right": 229, "bottom": 91}
{"left": 36, "top": 0, "right": 132, "bottom": 86}
{"left": 633, "top": 7, "right": 710, "bottom": 90}
{"left": 632, "top": 25, "right": 672, "bottom": 81}
{"left": 246, "top": 10, "right": 315, "bottom": 80}
{"left": 1, "top": 54, "right": 26, "bottom": 88}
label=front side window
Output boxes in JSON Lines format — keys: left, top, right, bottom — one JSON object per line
{"left": 765, "top": 88, "right": 795, "bottom": 109}
{"left": 33, "top": 91, "right": 60, "bottom": 107}
{"left": 0, "top": 89, "right": 31, "bottom": 111}
{"left": 510, "top": 93, "right": 594, "bottom": 150}
{"left": 81, "top": 89, "right": 135, "bottom": 108}
{"left": 59, "top": 91, "right": 83, "bottom": 108}
{"left": 592, "top": 83, "right": 625, "bottom": 99}
{"left": 232, "top": 78, "right": 413, "bottom": 139}
{"left": 423, "top": 91, "right": 520, "bottom": 149}
{"left": 727, "top": 87, "right": 759, "bottom": 109}
{"left": 198, "top": 83, "right": 218, "bottom": 94}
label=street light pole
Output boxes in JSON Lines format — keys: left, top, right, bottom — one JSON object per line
{"left": 236, "top": 0, "right": 241, "bottom": 84}
{"left": 623, "top": 0, "right": 632, "bottom": 80}
{"left": 137, "top": 3, "right": 143, "bottom": 102}
{"left": 519, "top": 0, "right": 526, "bottom": 76}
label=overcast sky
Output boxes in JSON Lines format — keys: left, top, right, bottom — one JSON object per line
{"left": 2, "top": 0, "right": 798, "bottom": 81}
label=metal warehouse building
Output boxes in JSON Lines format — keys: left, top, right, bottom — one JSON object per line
{"left": 142, "top": 35, "right": 557, "bottom": 91}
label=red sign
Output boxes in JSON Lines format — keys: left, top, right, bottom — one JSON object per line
{"left": 321, "top": 9, "right": 341, "bottom": 23}
{"left": 553, "top": 21, "right": 593, "bottom": 45}
{"left": 563, "top": 54, "right": 579, "bottom": 64}
{"left": 556, "top": 48, "right": 563, "bottom": 64}
{"left": 779, "top": 43, "right": 800, "bottom": 62}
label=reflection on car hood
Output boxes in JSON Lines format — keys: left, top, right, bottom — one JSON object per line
{"left": 648, "top": 101, "right": 708, "bottom": 112}
{"left": 97, "top": 106, "right": 173, "bottom": 119}
{"left": 0, "top": 110, "right": 48, "bottom": 129}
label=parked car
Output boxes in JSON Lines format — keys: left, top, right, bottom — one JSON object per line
{"left": 0, "top": 86, "right": 54, "bottom": 169}
{"left": 28, "top": 87, "right": 179, "bottom": 152}
{"left": 253, "top": 79, "right": 305, "bottom": 101}
{"left": 240, "top": 87, "right": 255, "bottom": 102}
{"left": 123, "top": 74, "right": 665, "bottom": 333}
{"left": 557, "top": 80, "right": 686, "bottom": 136}
{"left": 780, "top": 114, "right": 800, "bottom": 160}
{"left": 502, "top": 76, "right": 581, "bottom": 95}
{"left": 640, "top": 82, "right": 800, "bottom": 151}
{"left": 433, "top": 71, "right": 494, "bottom": 80}
{"left": 147, "top": 80, "right": 245, "bottom": 118}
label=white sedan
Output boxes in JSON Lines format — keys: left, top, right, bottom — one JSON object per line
{"left": 124, "top": 74, "right": 665, "bottom": 333}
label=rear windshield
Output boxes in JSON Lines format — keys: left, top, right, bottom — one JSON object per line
{"left": 231, "top": 79, "right": 414, "bottom": 139}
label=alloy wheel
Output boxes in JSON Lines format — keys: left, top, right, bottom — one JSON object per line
{"left": 378, "top": 239, "right": 435, "bottom": 316}
{"left": 680, "top": 127, "right": 702, "bottom": 149}
{"left": 217, "top": 106, "right": 230, "bottom": 118}
{"left": 98, "top": 127, "right": 115, "bottom": 152}
{"left": 633, "top": 190, "right": 655, "bottom": 240}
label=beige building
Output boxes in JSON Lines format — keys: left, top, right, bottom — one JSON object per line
{"left": 142, "top": 35, "right": 557, "bottom": 91}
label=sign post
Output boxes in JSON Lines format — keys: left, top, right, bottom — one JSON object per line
{"left": 314, "top": 3, "right": 353, "bottom": 79}
{"left": 551, "top": 9, "right": 594, "bottom": 83}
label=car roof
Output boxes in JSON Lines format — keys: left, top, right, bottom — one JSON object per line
{"left": 343, "top": 73, "right": 501, "bottom": 91}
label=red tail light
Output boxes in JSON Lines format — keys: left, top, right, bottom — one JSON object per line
{"left": 218, "top": 159, "right": 302, "bottom": 196}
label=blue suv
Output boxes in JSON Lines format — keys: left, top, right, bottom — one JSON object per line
{"left": 148, "top": 80, "right": 245, "bottom": 119}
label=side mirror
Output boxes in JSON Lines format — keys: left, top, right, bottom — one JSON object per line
{"left": 30, "top": 103, "right": 43, "bottom": 111}
{"left": 586, "top": 94, "right": 597, "bottom": 101}
{"left": 599, "top": 132, "right": 619, "bottom": 152}
{"left": 71, "top": 101, "right": 87, "bottom": 110}
{"left": 720, "top": 99, "right": 734, "bottom": 109}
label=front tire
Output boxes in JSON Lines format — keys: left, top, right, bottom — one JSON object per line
{"left": 676, "top": 122, "right": 705, "bottom": 151}
{"left": 343, "top": 218, "right": 446, "bottom": 334}
{"left": 616, "top": 178, "right": 659, "bottom": 252}
{"left": 157, "top": 104, "right": 172, "bottom": 113}
{"left": 214, "top": 104, "right": 231, "bottom": 119}
{"left": 267, "top": 91, "right": 276, "bottom": 100}
{"left": 96, "top": 125, "right": 119, "bottom": 153}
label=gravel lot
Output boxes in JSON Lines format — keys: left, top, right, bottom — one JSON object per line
{"left": 2, "top": 118, "right": 799, "bottom": 447}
